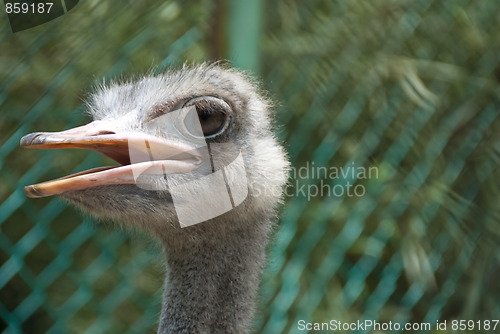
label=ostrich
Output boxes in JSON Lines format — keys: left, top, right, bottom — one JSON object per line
{"left": 20, "top": 64, "right": 289, "bottom": 333}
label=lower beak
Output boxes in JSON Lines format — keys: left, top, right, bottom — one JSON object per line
{"left": 20, "top": 121, "right": 201, "bottom": 198}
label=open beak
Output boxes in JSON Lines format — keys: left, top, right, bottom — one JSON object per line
{"left": 20, "top": 121, "right": 202, "bottom": 198}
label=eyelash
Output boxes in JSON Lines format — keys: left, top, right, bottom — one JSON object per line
{"left": 147, "top": 101, "right": 183, "bottom": 122}
{"left": 147, "top": 96, "right": 230, "bottom": 123}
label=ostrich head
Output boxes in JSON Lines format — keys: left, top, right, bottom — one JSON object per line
{"left": 21, "top": 64, "right": 289, "bottom": 333}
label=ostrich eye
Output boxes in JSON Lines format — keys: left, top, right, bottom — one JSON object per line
{"left": 183, "top": 97, "right": 230, "bottom": 138}
{"left": 197, "top": 109, "right": 226, "bottom": 136}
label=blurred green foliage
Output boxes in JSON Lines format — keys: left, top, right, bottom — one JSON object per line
{"left": 1, "top": 0, "right": 499, "bottom": 333}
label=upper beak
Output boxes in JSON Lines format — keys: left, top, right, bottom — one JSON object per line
{"left": 20, "top": 121, "right": 202, "bottom": 198}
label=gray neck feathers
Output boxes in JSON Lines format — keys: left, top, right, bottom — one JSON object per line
{"left": 157, "top": 212, "right": 272, "bottom": 333}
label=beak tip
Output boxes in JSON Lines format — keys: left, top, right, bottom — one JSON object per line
{"left": 24, "top": 185, "right": 44, "bottom": 198}
{"left": 20, "top": 133, "right": 43, "bottom": 148}
{"left": 23, "top": 186, "right": 32, "bottom": 197}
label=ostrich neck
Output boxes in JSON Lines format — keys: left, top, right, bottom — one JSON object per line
{"left": 157, "top": 217, "right": 271, "bottom": 334}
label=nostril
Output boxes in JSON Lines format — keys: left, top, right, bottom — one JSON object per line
{"left": 94, "top": 131, "right": 116, "bottom": 136}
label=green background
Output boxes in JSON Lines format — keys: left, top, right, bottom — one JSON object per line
{"left": 1, "top": 0, "right": 499, "bottom": 333}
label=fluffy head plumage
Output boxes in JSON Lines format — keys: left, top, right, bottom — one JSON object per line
{"left": 63, "top": 64, "right": 289, "bottom": 241}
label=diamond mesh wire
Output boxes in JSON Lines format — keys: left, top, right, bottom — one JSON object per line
{"left": 1, "top": 1, "right": 499, "bottom": 333}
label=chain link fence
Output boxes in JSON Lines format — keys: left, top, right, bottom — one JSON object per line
{"left": 1, "top": 0, "right": 499, "bottom": 333}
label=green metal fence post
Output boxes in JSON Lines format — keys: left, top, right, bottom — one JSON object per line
{"left": 226, "top": 0, "right": 263, "bottom": 74}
